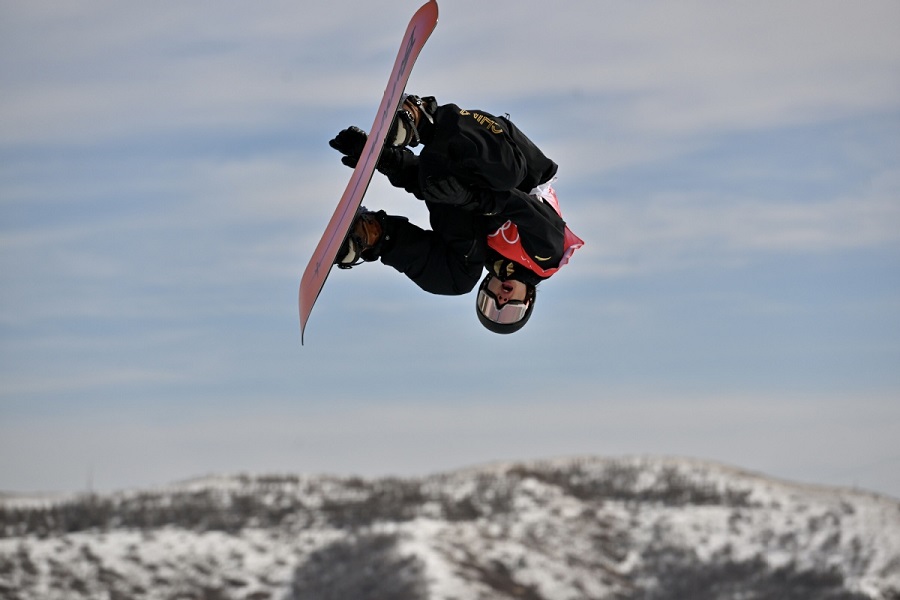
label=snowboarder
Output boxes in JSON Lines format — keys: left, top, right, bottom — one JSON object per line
{"left": 329, "top": 94, "right": 583, "bottom": 334}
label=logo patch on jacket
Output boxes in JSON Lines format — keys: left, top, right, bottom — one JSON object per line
{"left": 458, "top": 109, "right": 503, "bottom": 135}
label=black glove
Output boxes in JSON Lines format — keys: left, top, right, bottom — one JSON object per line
{"left": 329, "top": 126, "right": 367, "bottom": 168}
{"left": 375, "top": 147, "right": 405, "bottom": 177}
{"left": 422, "top": 176, "right": 477, "bottom": 210}
{"left": 329, "top": 127, "right": 408, "bottom": 175}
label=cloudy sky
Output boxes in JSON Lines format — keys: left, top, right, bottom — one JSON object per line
{"left": 2, "top": 1, "right": 898, "bottom": 498}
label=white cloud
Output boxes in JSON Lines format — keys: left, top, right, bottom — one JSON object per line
{"left": 565, "top": 158, "right": 900, "bottom": 276}
{"left": 422, "top": 1, "right": 900, "bottom": 135}
{"left": 4, "top": 1, "right": 898, "bottom": 145}
{"left": 0, "top": 1, "right": 405, "bottom": 145}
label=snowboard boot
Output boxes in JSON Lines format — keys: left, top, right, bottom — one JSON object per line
{"left": 335, "top": 207, "right": 389, "bottom": 269}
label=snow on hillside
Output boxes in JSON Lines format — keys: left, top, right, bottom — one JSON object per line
{"left": 1, "top": 456, "right": 898, "bottom": 600}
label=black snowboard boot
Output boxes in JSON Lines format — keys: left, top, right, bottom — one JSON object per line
{"left": 335, "top": 208, "right": 389, "bottom": 269}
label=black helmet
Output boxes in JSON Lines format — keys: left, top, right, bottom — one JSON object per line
{"left": 475, "top": 273, "right": 536, "bottom": 334}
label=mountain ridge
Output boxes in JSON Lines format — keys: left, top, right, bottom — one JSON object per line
{"left": 1, "top": 455, "right": 898, "bottom": 599}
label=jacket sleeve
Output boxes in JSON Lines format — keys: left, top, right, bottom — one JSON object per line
{"left": 381, "top": 149, "right": 426, "bottom": 199}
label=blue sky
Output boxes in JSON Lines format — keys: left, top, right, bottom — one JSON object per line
{"left": 2, "top": 1, "right": 899, "bottom": 498}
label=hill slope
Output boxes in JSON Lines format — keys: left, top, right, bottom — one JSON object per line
{"left": 1, "top": 456, "right": 898, "bottom": 599}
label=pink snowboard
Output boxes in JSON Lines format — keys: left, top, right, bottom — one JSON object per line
{"left": 299, "top": 1, "right": 439, "bottom": 343}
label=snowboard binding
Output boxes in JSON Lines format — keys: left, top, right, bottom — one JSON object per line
{"left": 335, "top": 207, "right": 387, "bottom": 269}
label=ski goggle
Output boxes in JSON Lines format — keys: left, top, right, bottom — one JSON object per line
{"left": 388, "top": 105, "right": 419, "bottom": 147}
{"left": 476, "top": 284, "right": 530, "bottom": 324}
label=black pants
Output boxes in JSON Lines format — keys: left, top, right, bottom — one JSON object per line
{"left": 380, "top": 203, "right": 486, "bottom": 296}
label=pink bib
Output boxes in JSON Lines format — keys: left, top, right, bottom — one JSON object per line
{"left": 487, "top": 182, "right": 583, "bottom": 278}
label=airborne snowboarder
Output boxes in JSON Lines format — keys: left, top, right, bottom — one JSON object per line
{"left": 330, "top": 94, "right": 583, "bottom": 334}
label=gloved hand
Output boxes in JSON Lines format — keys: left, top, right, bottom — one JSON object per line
{"left": 422, "top": 176, "right": 477, "bottom": 210}
{"left": 329, "top": 126, "right": 367, "bottom": 168}
{"left": 375, "top": 147, "right": 404, "bottom": 177}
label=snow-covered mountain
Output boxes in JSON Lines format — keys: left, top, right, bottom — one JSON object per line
{"left": 1, "top": 456, "right": 898, "bottom": 600}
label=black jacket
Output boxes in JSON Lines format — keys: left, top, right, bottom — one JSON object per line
{"left": 380, "top": 103, "right": 567, "bottom": 293}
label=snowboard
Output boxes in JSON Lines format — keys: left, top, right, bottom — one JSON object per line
{"left": 298, "top": 0, "right": 439, "bottom": 344}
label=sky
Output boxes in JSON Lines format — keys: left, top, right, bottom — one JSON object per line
{"left": 1, "top": 1, "right": 899, "bottom": 499}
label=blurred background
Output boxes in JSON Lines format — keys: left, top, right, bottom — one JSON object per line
{"left": 1, "top": 0, "right": 898, "bottom": 497}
